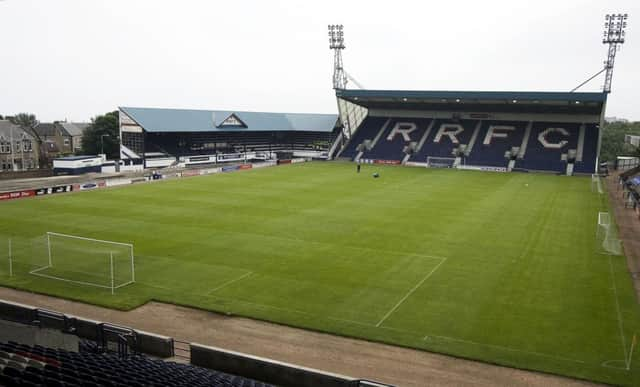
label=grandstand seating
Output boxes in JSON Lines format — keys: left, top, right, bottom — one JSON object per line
{"left": 409, "top": 119, "right": 477, "bottom": 162}
{"left": 339, "top": 117, "right": 389, "bottom": 159}
{"left": 0, "top": 341, "right": 273, "bottom": 387}
{"left": 465, "top": 120, "right": 528, "bottom": 168}
{"left": 364, "top": 118, "right": 432, "bottom": 162}
{"left": 144, "top": 129, "right": 339, "bottom": 159}
{"left": 340, "top": 116, "right": 599, "bottom": 174}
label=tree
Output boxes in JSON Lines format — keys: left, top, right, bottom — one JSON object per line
{"left": 10, "top": 113, "right": 38, "bottom": 129}
{"left": 0, "top": 114, "right": 4, "bottom": 120}
{"left": 81, "top": 111, "right": 119, "bottom": 159}
{"left": 599, "top": 121, "right": 640, "bottom": 162}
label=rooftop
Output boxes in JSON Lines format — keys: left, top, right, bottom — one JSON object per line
{"left": 53, "top": 155, "right": 101, "bottom": 161}
{"left": 336, "top": 89, "right": 607, "bottom": 114}
{"left": 120, "top": 107, "right": 339, "bottom": 133}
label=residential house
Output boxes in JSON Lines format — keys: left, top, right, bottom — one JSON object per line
{"left": 61, "top": 122, "right": 89, "bottom": 153}
{"left": 33, "top": 123, "right": 74, "bottom": 161}
{"left": 0, "top": 120, "right": 39, "bottom": 172}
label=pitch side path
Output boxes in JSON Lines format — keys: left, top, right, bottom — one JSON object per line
{"left": 0, "top": 162, "right": 639, "bottom": 385}
{"left": 606, "top": 173, "right": 640, "bottom": 301}
{"left": 0, "top": 287, "right": 598, "bottom": 387}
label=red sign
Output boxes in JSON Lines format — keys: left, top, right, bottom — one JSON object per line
{"left": 374, "top": 160, "right": 401, "bottom": 165}
{"left": 0, "top": 190, "right": 36, "bottom": 201}
{"left": 182, "top": 170, "right": 200, "bottom": 177}
{"left": 238, "top": 164, "right": 253, "bottom": 170}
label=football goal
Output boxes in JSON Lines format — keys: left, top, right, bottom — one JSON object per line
{"left": 591, "top": 174, "right": 604, "bottom": 194}
{"left": 29, "top": 232, "right": 135, "bottom": 294}
{"left": 596, "top": 212, "right": 622, "bottom": 255}
{"left": 426, "top": 156, "right": 456, "bottom": 168}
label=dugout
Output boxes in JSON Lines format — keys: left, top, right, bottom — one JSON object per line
{"left": 52, "top": 156, "right": 103, "bottom": 176}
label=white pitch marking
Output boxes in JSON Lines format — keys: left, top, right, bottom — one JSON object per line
{"left": 602, "top": 359, "right": 628, "bottom": 370}
{"left": 328, "top": 317, "right": 417, "bottom": 335}
{"left": 233, "top": 299, "right": 315, "bottom": 317}
{"left": 207, "top": 271, "right": 253, "bottom": 294}
{"left": 376, "top": 257, "right": 447, "bottom": 327}
{"left": 608, "top": 254, "right": 629, "bottom": 365}
{"left": 145, "top": 227, "right": 449, "bottom": 264}
{"left": 328, "top": 316, "right": 587, "bottom": 365}
{"left": 423, "top": 335, "right": 586, "bottom": 364}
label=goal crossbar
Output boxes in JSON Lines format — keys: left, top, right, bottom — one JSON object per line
{"left": 46, "top": 232, "right": 133, "bottom": 248}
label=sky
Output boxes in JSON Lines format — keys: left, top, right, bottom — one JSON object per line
{"left": 0, "top": 0, "right": 638, "bottom": 122}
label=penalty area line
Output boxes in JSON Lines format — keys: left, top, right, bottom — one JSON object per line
{"left": 207, "top": 271, "right": 253, "bottom": 295}
{"left": 376, "top": 257, "right": 447, "bottom": 327}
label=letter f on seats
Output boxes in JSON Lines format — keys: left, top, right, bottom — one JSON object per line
{"left": 483, "top": 126, "right": 515, "bottom": 145}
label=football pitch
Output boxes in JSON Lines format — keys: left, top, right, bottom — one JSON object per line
{"left": 0, "top": 162, "right": 639, "bottom": 385}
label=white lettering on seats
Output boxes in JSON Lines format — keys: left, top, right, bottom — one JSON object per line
{"left": 538, "top": 127, "right": 570, "bottom": 149}
{"left": 386, "top": 122, "right": 417, "bottom": 142}
{"left": 483, "top": 125, "right": 515, "bottom": 145}
{"left": 434, "top": 124, "right": 464, "bottom": 144}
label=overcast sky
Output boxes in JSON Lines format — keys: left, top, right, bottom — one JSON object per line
{"left": 0, "top": 0, "right": 638, "bottom": 122}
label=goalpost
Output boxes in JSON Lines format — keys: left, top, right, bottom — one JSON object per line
{"left": 30, "top": 232, "right": 135, "bottom": 294}
{"left": 426, "top": 156, "right": 456, "bottom": 168}
{"left": 596, "top": 212, "right": 622, "bottom": 255}
{"left": 592, "top": 174, "right": 604, "bottom": 194}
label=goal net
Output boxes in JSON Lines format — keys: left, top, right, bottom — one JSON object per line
{"left": 596, "top": 212, "right": 622, "bottom": 255}
{"left": 426, "top": 156, "right": 456, "bottom": 168}
{"left": 29, "top": 232, "right": 135, "bottom": 294}
{"left": 591, "top": 174, "right": 603, "bottom": 194}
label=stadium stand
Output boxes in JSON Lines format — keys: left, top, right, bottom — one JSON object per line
{"left": 0, "top": 301, "right": 393, "bottom": 387}
{"left": 465, "top": 120, "right": 529, "bottom": 168}
{"left": 335, "top": 90, "right": 605, "bottom": 174}
{"left": 0, "top": 341, "right": 273, "bottom": 387}
{"left": 119, "top": 107, "right": 341, "bottom": 168}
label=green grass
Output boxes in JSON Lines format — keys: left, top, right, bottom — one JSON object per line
{"left": 1, "top": 162, "right": 639, "bottom": 385}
